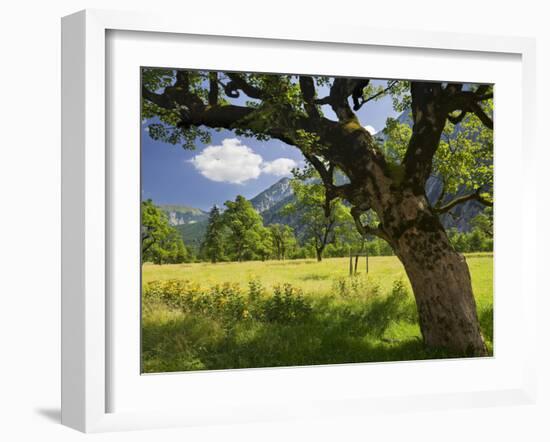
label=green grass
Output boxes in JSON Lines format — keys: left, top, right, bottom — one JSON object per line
{"left": 143, "top": 256, "right": 413, "bottom": 293}
{"left": 142, "top": 253, "right": 493, "bottom": 373}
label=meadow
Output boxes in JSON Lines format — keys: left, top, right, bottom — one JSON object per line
{"left": 142, "top": 254, "right": 493, "bottom": 373}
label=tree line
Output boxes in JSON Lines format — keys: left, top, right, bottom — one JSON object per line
{"left": 141, "top": 184, "right": 492, "bottom": 265}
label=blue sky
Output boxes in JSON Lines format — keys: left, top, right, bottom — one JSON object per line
{"left": 141, "top": 78, "right": 399, "bottom": 211}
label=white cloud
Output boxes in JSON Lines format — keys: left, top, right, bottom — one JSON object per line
{"left": 189, "top": 138, "right": 298, "bottom": 184}
{"left": 261, "top": 158, "right": 298, "bottom": 177}
{"left": 364, "top": 125, "right": 377, "bottom": 135}
{"left": 189, "top": 138, "right": 263, "bottom": 184}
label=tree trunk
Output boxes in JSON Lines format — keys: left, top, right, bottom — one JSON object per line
{"left": 387, "top": 193, "right": 487, "bottom": 356}
{"left": 315, "top": 126, "right": 488, "bottom": 356}
{"left": 315, "top": 247, "right": 323, "bottom": 262}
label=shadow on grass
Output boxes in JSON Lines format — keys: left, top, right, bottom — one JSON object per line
{"left": 141, "top": 287, "right": 481, "bottom": 373}
{"left": 300, "top": 273, "right": 331, "bottom": 281}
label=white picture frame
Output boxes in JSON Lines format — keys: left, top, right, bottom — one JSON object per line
{"left": 61, "top": 9, "right": 537, "bottom": 433}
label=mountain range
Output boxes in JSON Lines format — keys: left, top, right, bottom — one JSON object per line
{"left": 159, "top": 204, "right": 208, "bottom": 226}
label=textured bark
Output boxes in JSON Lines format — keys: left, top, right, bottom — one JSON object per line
{"left": 388, "top": 194, "right": 487, "bottom": 356}
{"left": 339, "top": 142, "right": 487, "bottom": 356}
{"left": 401, "top": 243, "right": 487, "bottom": 356}
{"left": 307, "top": 121, "right": 487, "bottom": 355}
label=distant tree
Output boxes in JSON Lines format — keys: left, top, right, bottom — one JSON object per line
{"left": 256, "top": 226, "right": 275, "bottom": 261}
{"left": 223, "top": 195, "right": 267, "bottom": 262}
{"left": 471, "top": 207, "right": 493, "bottom": 238}
{"left": 448, "top": 215, "right": 493, "bottom": 254}
{"left": 468, "top": 229, "right": 485, "bottom": 252}
{"left": 269, "top": 224, "right": 296, "bottom": 260}
{"left": 149, "top": 229, "right": 188, "bottom": 265}
{"left": 474, "top": 209, "right": 494, "bottom": 251}
{"left": 202, "top": 205, "right": 226, "bottom": 263}
{"left": 468, "top": 218, "right": 493, "bottom": 252}
{"left": 141, "top": 199, "right": 188, "bottom": 264}
{"left": 333, "top": 206, "right": 367, "bottom": 253}
{"left": 172, "top": 234, "right": 188, "bottom": 262}
{"left": 287, "top": 245, "right": 309, "bottom": 260}
{"left": 142, "top": 199, "right": 170, "bottom": 257}
{"left": 284, "top": 169, "right": 349, "bottom": 262}
{"left": 366, "top": 239, "right": 381, "bottom": 256}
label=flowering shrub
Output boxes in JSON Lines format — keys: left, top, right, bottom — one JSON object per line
{"left": 143, "top": 279, "right": 312, "bottom": 325}
{"left": 143, "top": 279, "right": 199, "bottom": 309}
{"left": 207, "top": 283, "right": 246, "bottom": 321}
{"left": 261, "top": 284, "right": 312, "bottom": 323}
{"left": 247, "top": 279, "right": 265, "bottom": 302}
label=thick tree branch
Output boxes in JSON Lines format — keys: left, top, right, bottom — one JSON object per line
{"left": 303, "top": 154, "right": 339, "bottom": 217}
{"left": 303, "top": 153, "right": 332, "bottom": 185}
{"left": 314, "top": 78, "right": 367, "bottom": 121}
{"left": 322, "top": 216, "right": 336, "bottom": 246}
{"left": 350, "top": 79, "right": 371, "bottom": 111}
{"left": 327, "top": 78, "right": 356, "bottom": 121}
{"left": 477, "top": 93, "right": 493, "bottom": 101}
{"left": 469, "top": 101, "right": 494, "bottom": 129}
{"left": 313, "top": 96, "right": 331, "bottom": 106}
{"left": 323, "top": 164, "right": 335, "bottom": 218}
{"left": 208, "top": 72, "right": 219, "bottom": 105}
{"left": 435, "top": 178, "right": 447, "bottom": 208}
{"left": 354, "top": 80, "right": 398, "bottom": 111}
{"left": 224, "top": 73, "right": 264, "bottom": 99}
{"left": 178, "top": 104, "right": 253, "bottom": 128}
{"left": 402, "top": 82, "right": 447, "bottom": 189}
{"left": 161, "top": 71, "right": 206, "bottom": 110}
{"left": 473, "top": 84, "right": 491, "bottom": 98}
{"left": 434, "top": 188, "right": 493, "bottom": 214}
{"left": 444, "top": 83, "right": 464, "bottom": 96}
{"left": 299, "top": 76, "right": 320, "bottom": 119}
{"left": 172, "top": 70, "right": 189, "bottom": 90}
{"left": 447, "top": 110, "right": 467, "bottom": 125}
{"left": 445, "top": 88, "right": 494, "bottom": 129}
{"left": 303, "top": 153, "right": 356, "bottom": 205}
{"left": 141, "top": 86, "right": 176, "bottom": 109}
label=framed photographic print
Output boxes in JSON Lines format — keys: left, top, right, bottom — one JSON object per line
{"left": 61, "top": 9, "right": 537, "bottom": 433}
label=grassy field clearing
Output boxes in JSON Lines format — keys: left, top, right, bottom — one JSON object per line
{"left": 142, "top": 253, "right": 493, "bottom": 373}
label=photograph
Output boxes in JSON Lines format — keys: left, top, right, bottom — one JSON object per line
{"left": 140, "top": 68, "right": 494, "bottom": 373}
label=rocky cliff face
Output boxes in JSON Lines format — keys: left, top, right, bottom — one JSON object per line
{"left": 250, "top": 177, "right": 293, "bottom": 213}
{"left": 160, "top": 205, "right": 208, "bottom": 226}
